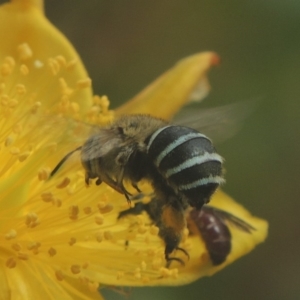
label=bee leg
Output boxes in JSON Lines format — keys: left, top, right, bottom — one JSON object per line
{"left": 102, "top": 173, "right": 132, "bottom": 205}
{"left": 176, "top": 247, "right": 190, "bottom": 260}
{"left": 85, "top": 172, "right": 93, "bottom": 186}
{"left": 132, "top": 182, "right": 142, "bottom": 193}
{"left": 165, "top": 256, "right": 185, "bottom": 268}
{"left": 95, "top": 178, "right": 102, "bottom": 185}
{"left": 117, "top": 202, "right": 146, "bottom": 219}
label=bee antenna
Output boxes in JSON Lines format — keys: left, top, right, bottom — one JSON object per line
{"left": 49, "top": 146, "right": 82, "bottom": 178}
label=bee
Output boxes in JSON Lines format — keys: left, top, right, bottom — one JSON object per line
{"left": 118, "top": 196, "right": 255, "bottom": 266}
{"left": 51, "top": 114, "right": 224, "bottom": 209}
{"left": 50, "top": 114, "right": 224, "bottom": 265}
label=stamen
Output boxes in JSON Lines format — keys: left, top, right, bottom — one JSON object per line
{"left": 98, "top": 202, "right": 114, "bottom": 214}
{"left": 20, "top": 64, "right": 29, "bottom": 75}
{"left": 1, "top": 63, "right": 13, "bottom": 76}
{"left": 16, "top": 84, "right": 26, "bottom": 96}
{"left": 69, "top": 237, "right": 76, "bottom": 246}
{"left": 83, "top": 207, "right": 92, "bottom": 214}
{"left": 48, "top": 247, "right": 57, "bottom": 257}
{"left": 38, "top": 168, "right": 50, "bottom": 181}
{"left": 5, "top": 229, "right": 17, "bottom": 240}
{"left": 104, "top": 231, "right": 113, "bottom": 240}
{"left": 5, "top": 136, "right": 14, "bottom": 147}
{"left": 11, "top": 243, "right": 22, "bottom": 251}
{"left": 55, "top": 56, "right": 67, "bottom": 68}
{"left": 17, "top": 252, "right": 29, "bottom": 260}
{"left": 71, "top": 265, "right": 81, "bottom": 274}
{"left": 18, "top": 43, "right": 33, "bottom": 61}
{"left": 76, "top": 78, "right": 91, "bottom": 89}
{"left": 6, "top": 257, "right": 17, "bottom": 269}
{"left": 55, "top": 270, "right": 64, "bottom": 281}
{"left": 18, "top": 151, "right": 31, "bottom": 162}
{"left": 66, "top": 58, "right": 78, "bottom": 71}
{"left": 41, "top": 192, "right": 54, "bottom": 203}
{"left": 30, "top": 102, "right": 41, "bottom": 114}
{"left": 95, "top": 214, "right": 104, "bottom": 225}
{"left": 69, "top": 205, "right": 79, "bottom": 220}
{"left": 48, "top": 58, "right": 60, "bottom": 75}
{"left": 25, "top": 212, "right": 40, "bottom": 228}
{"left": 95, "top": 232, "right": 103, "bottom": 242}
{"left": 56, "top": 177, "right": 70, "bottom": 189}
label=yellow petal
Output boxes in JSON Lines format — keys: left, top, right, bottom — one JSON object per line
{"left": 0, "top": 0, "right": 93, "bottom": 112}
{"left": 116, "top": 52, "right": 220, "bottom": 120}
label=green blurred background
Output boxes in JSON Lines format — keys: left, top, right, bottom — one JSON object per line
{"left": 17, "top": 0, "right": 300, "bottom": 299}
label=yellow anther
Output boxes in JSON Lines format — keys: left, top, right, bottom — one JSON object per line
{"left": 159, "top": 267, "right": 171, "bottom": 277}
{"left": 30, "top": 102, "right": 41, "bottom": 114}
{"left": 38, "top": 168, "right": 50, "bottom": 181}
{"left": 83, "top": 207, "right": 92, "bottom": 214}
{"left": 18, "top": 151, "right": 31, "bottom": 162}
{"left": 6, "top": 257, "right": 17, "bottom": 269}
{"left": 69, "top": 237, "right": 76, "bottom": 246}
{"left": 18, "top": 43, "right": 33, "bottom": 61}
{"left": 17, "top": 252, "right": 29, "bottom": 260}
{"left": 55, "top": 199, "right": 62, "bottom": 207}
{"left": 41, "top": 192, "right": 54, "bottom": 202}
{"left": 5, "top": 229, "right": 17, "bottom": 240}
{"left": 69, "top": 205, "right": 79, "bottom": 220}
{"left": 56, "top": 177, "right": 70, "bottom": 189}
{"left": 71, "top": 264, "right": 81, "bottom": 274}
{"left": 103, "top": 231, "right": 113, "bottom": 240}
{"left": 48, "top": 247, "right": 57, "bottom": 257}
{"left": 48, "top": 58, "right": 60, "bottom": 75}
{"left": 76, "top": 78, "right": 92, "bottom": 89}
{"left": 95, "top": 214, "right": 104, "bottom": 225}
{"left": 4, "top": 56, "right": 15, "bottom": 67}
{"left": 66, "top": 58, "right": 78, "bottom": 70}
{"left": 1, "top": 63, "right": 13, "bottom": 76}
{"left": 55, "top": 55, "right": 67, "bottom": 68}
{"left": 16, "top": 84, "right": 26, "bottom": 95}
{"left": 99, "top": 95, "right": 110, "bottom": 113}
{"left": 27, "top": 242, "right": 41, "bottom": 251}
{"left": 5, "top": 136, "right": 14, "bottom": 147}
{"left": 11, "top": 243, "right": 22, "bottom": 252}
{"left": 20, "top": 64, "right": 29, "bottom": 75}
{"left": 59, "top": 78, "right": 73, "bottom": 96}
{"left": 25, "top": 212, "right": 39, "bottom": 227}
{"left": 55, "top": 270, "right": 64, "bottom": 281}
{"left": 95, "top": 232, "right": 103, "bottom": 242}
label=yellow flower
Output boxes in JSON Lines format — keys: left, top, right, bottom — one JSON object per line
{"left": 0, "top": 0, "right": 268, "bottom": 299}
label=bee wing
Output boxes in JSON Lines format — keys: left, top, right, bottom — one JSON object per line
{"left": 173, "top": 100, "right": 258, "bottom": 143}
{"left": 204, "top": 205, "right": 256, "bottom": 233}
{"left": 81, "top": 129, "right": 122, "bottom": 162}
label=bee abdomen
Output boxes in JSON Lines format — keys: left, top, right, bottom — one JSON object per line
{"left": 147, "top": 126, "right": 224, "bottom": 209}
{"left": 189, "top": 207, "right": 231, "bottom": 265}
